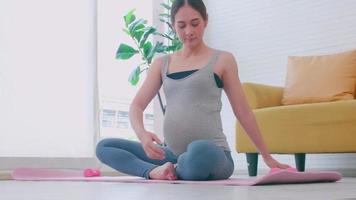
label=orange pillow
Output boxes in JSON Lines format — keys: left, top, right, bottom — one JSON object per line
{"left": 282, "top": 50, "right": 356, "bottom": 105}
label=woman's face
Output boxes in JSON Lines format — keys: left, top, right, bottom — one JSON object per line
{"left": 173, "top": 5, "right": 207, "bottom": 49}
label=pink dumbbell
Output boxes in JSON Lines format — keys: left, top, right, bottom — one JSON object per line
{"left": 83, "top": 168, "right": 101, "bottom": 177}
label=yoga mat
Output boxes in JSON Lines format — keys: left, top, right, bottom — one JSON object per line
{"left": 12, "top": 167, "right": 342, "bottom": 186}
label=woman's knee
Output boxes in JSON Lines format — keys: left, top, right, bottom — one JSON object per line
{"left": 96, "top": 139, "right": 109, "bottom": 161}
{"left": 95, "top": 138, "right": 124, "bottom": 161}
{"left": 187, "top": 140, "right": 222, "bottom": 157}
{"left": 179, "top": 140, "right": 223, "bottom": 167}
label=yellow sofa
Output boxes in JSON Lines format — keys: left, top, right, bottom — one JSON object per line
{"left": 236, "top": 82, "right": 356, "bottom": 176}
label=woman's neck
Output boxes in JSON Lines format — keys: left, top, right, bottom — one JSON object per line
{"left": 179, "top": 42, "right": 209, "bottom": 58}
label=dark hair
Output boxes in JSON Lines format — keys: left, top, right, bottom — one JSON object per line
{"left": 170, "top": 0, "right": 208, "bottom": 25}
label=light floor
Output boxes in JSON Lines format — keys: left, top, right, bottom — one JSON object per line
{"left": 1, "top": 178, "right": 356, "bottom": 200}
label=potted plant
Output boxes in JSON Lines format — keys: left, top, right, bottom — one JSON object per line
{"left": 115, "top": 1, "right": 182, "bottom": 114}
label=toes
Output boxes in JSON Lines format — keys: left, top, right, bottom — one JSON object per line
{"left": 163, "top": 163, "right": 177, "bottom": 180}
{"left": 168, "top": 164, "right": 177, "bottom": 180}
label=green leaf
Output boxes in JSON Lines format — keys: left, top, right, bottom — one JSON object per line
{"left": 146, "top": 42, "right": 163, "bottom": 64}
{"left": 167, "top": 29, "right": 176, "bottom": 37}
{"left": 128, "top": 66, "right": 141, "bottom": 86}
{"left": 134, "top": 31, "right": 144, "bottom": 42}
{"left": 133, "top": 24, "right": 145, "bottom": 41}
{"left": 133, "top": 24, "right": 145, "bottom": 33}
{"left": 124, "top": 9, "right": 136, "bottom": 28}
{"left": 166, "top": 40, "right": 182, "bottom": 52}
{"left": 165, "top": 45, "right": 175, "bottom": 52}
{"left": 128, "top": 19, "right": 147, "bottom": 35}
{"left": 139, "top": 27, "right": 156, "bottom": 48}
{"left": 156, "top": 43, "right": 167, "bottom": 53}
{"left": 116, "top": 43, "right": 139, "bottom": 60}
{"left": 134, "top": 26, "right": 147, "bottom": 33}
{"left": 153, "top": 32, "right": 174, "bottom": 41}
{"left": 160, "top": 3, "right": 171, "bottom": 10}
{"left": 143, "top": 42, "right": 152, "bottom": 58}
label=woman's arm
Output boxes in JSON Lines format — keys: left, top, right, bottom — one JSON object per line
{"left": 129, "top": 57, "right": 162, "bottom": 138}
{"left": 129, "top": 56, "right": 166, "bottom": 160}
{"left": 221, "top": 52, "right": 290, "bottom": 168}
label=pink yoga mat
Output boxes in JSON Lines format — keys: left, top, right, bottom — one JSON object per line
{"left": 12, "top": 167, "right": 342, "bottom": 186}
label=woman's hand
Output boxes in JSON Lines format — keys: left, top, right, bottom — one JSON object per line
{"left": 139, "top": 131, "right": 166, "bottom": 160}
{"left": 263, "top": 155, "right": 291, "bottom": 169}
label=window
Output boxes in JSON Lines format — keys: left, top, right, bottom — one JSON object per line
{"left": 117, "top": 111, "right": 130, "bottom": 129}
{"left": 102, "top": 109, "right": 116, "bottom": 128}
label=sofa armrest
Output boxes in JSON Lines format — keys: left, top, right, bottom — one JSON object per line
{"left": 236, "top": 99, "right": 356, "bottom": 153}
{"left": 242, "top": 82, "right": 284, "bottom": 109}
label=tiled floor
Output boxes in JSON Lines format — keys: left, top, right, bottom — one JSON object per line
{"left": 1, "top": 178, "right": 356, "bottom": 200}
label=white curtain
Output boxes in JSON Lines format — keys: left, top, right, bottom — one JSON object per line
{"left": 0, "top": 0, "right": 97, "bottom": 158}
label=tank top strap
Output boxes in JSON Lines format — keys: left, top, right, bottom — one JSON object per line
{"left": 160, "top": 54, "right": 170, "bottom": 80}
{"left": 206, "top": 50, "right": 220, "bottom": 72}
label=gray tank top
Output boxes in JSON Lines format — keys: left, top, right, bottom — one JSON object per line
{"left": 160, "top": 50, "right": 230, "bottom": 156}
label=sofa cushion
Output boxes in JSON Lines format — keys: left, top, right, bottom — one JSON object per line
{"left": 282, "top": 50, "right": 356, "bottom": 105}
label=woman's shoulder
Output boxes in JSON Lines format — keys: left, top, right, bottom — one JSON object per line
{"left": 214, "top": 49, "right": 237, "bottom": 69}
{"left": 153, "top": 54, "right": 169, "bottom": 63}
{"left": 151, "top": 54, "right": 170, "bottom": 68}
{"left": 215, "top": 49, "right": 235, "bottom": 61}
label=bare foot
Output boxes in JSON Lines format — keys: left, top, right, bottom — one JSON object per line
{"left": 149, "top": 162, "right": 177, "bottom": 180}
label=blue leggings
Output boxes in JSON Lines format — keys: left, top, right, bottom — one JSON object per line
{"left": 96, "top": 138, "right": 234, "bottom": 180}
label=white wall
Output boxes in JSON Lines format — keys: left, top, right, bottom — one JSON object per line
{"left": 204, "top": 0, "right": 356, "bottom": 172}
{"left": 0, "top": 0, "right": 97, "bottom": 160}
